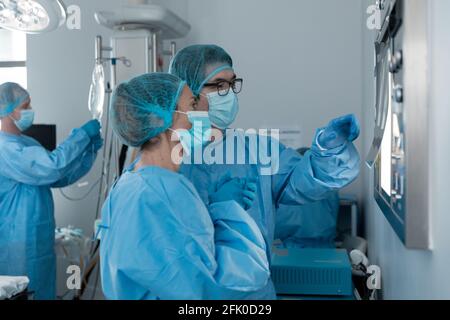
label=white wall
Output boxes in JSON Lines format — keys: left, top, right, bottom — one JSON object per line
{"left": 361, "top": 0, "right": 450, "bottom": 299}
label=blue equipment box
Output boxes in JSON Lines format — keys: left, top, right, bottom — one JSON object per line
{"left": 271, "top": 248, "right": 353, "bottom": 297}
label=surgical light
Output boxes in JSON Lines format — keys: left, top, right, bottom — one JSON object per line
{"left": 0, "top": 0, "right": 66, "bottom": 34}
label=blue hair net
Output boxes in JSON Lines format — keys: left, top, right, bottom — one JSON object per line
{"left": 111, "top": 73, "right": 186, "bottom": 147}
{"left": 169, "top": 45, "right": 233, "bottom": 96}
{"left": 0, "top": 82, "right": 30, "bottom": 118}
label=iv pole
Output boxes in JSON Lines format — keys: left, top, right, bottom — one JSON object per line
{"left": 77, "top": 33, "right": 178, "bottom": 300}
{"left": 92, "top": 35, "right": 131, "bottom": 221}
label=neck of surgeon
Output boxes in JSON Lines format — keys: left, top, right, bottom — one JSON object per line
{"left": 135, "top": 132, "right": 180, "bottom": 173}
{"left": 0, "top": 117, "right": 21, "bottom": 135}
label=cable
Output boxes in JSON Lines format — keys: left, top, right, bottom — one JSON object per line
{"left": 58, "top": 176, "right": 102, "bottom": 202}
{"left": 103, "top": 126, "right": 115, "bottom": 201}
{"left": 74, "top": 247, "right": 99, "bottom": 300}
{"left": 91, "top": 260, "right": 101, "bottom": 300}
{"left": 82, "top": 68, "right": 124, "bottom": 299}
{"left": 95, "top": 83, "right": 112, "bottom": 221}
{"left": 58, "top": 138, "right": 102, "bottom": 202}
{"left": 89, "top": 85, "right": 112, "bottom": 259}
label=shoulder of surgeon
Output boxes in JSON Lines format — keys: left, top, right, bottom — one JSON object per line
{"left": 222, "top": 129, "right": 285, "bottom": 153}
{"left": 0, "top": 132, "right": 45, "bottom": 161}
{"left": 114, "top": 165, "right": 204, "bottom": 207}
{"left": 0, "top": 131, "right": 42, "bottom": 147}
{"left": 109, "top": 165, "right": 213, "bottom": 231}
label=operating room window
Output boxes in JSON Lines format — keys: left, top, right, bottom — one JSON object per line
{"left": 0, "top": 29, "right": 27, "bottom": 88}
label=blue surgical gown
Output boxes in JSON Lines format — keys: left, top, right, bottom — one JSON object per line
{"left": 0, "top": 129, "right": 97, "bottom": 299}
{"left": 99, "top": 165, "right": 270, "bottom": 300}
{"left": 274, "top": 192, "right": 340, "bottom": 248}
{"left": 180, "top": 129, "right": 360, "bottom": 299}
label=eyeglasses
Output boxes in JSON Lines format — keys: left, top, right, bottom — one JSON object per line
{"left": 203, "top": 78, "right": 243, "bottom": 96}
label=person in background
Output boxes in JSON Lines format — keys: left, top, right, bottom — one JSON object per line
{"left": 274, "top": 148, "right": 340, "bottom": 249}
{"left": 0, "top": 82, "right": 103, "bottom": 299}
{"left": 100, "top": 73, "right": 269, "bottom": 300}
{"left": 170, "top": 44, "right": 361, "bottom": 298}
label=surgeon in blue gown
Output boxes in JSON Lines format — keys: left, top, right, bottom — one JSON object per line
{"left": 275, "top": 193, "right": 340, "bottom": 249}
{"left": 0, "top": 82, "right": 103, "bottom": 299}
{"left": 99, "top": 73, "right": 270, "bottom": 300}
{"left": 275, "top": 148, "right": 340, "bottom": 249}
{"left": 170, "top": 45, "right": 361, "bottom": 299}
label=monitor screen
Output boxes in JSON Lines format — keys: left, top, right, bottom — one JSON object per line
{"left": 23, "top": 124, "right": 57, "bottom": 151}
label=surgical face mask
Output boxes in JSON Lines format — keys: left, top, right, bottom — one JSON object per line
{"left": 10, "top": 109, "right": 34, "bottom": 132}
{"left": 170, "top": 110, "right": 212, "bottom": 154}
{"left": 201, "top": 90, "right": 239, "bottom": 129}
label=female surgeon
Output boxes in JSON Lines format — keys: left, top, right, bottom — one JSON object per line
{"left": 0, "top": 82, "right": 103, "bottom": 299}
{"left": 99, "top": 73, "right": 270, "bottom": 300}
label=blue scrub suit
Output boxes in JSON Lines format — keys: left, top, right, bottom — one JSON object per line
{"left": 99, "top": 164, "right": 270, "bottom": 300}
{"left": 274, "top": 191, "right": 340, "bottom": 248}
{"left": 0, "top": 129, "right": 97, "bottom": 299}
{"left": 180, "top": 130, "right": 360, "bottom": 299}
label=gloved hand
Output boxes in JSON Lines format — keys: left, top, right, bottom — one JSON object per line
{"left": 318, "top": 114, "right": 360, "bottom": 149}
{"left": 81, "top": 119, "right": 101, "bottom": 139}
{"left": 209, "top": 177, "right": 258, "bottom": 210}
{"left": 91, "top": 134, "right": 104, "bottom": 152}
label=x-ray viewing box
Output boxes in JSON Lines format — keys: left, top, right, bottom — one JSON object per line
{"left": 366, "top": 0, "right": 431, "bottom": 249}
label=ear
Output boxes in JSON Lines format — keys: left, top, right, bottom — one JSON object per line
{"left": 10, "top": 108, "right": 21, "bottom": 120}
{"left": 149, "top": 135, "right": 162, "bottom": 146}
{"left": 141, "top": 135, "right": 161, "bottom": 151}
{"left": 196, "top": 94, "right": 210, "bottom": 112}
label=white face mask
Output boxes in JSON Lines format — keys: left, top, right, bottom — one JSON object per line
{"left": 10, "top": 109, "right": 35, "bottom": 132}
{"left": 169, "top": 111, "right": 212, "bottom": 156}
{"left": 201, "top": 90, "right": 239, "bottom": 129}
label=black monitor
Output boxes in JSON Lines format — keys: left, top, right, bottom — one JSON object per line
{"left": 23, "top": 124, "right": 57, "bottom": 151}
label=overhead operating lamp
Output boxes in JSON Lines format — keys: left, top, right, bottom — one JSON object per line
{"left": 0, "top": 0, "right": 66, "bottom": 34}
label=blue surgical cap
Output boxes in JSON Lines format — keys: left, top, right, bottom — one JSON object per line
{"left": 169, "top": 44, "right": 233, "bottom": 96}
{"left": 0, "top": 82, "right": 30, "bottom": 118}
{"left": 111, "top": 73, "right": 186, "bottom": 147}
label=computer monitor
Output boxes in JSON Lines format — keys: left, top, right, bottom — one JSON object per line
{"left": 23, "top": 124, "right": 57, "bottom": 151}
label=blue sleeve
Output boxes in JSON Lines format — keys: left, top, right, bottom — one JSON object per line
{"left": 51, "top": 144, "right": 98, "bottom": 188}
{"left": 272, "top": 130, "right": 360, "bottom": 206}
{"left": 113, "top": 186, "right": 269, "bottom": 299}
{"left": 0, "top": 128, "right": 91, "bottom": 186}
{"left": 208, "top": 201, "right": 270, "bottom": 292}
